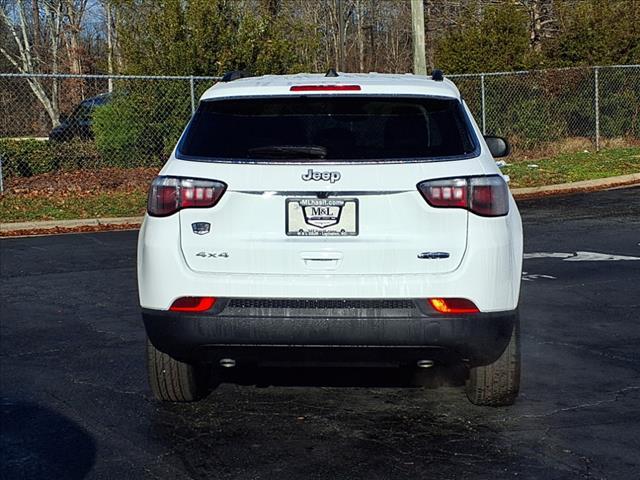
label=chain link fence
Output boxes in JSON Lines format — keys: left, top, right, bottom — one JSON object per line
{"left": 450, "top": 65, "right": 640, "bottom": 153}
{"left": 0, "top": 74, "right": 219, "bottom": 193}
{"left": 0, "top": 66, "right": 638, "bottom": 194}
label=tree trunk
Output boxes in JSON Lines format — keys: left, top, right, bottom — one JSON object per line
{"left": 106, "top": 2, "right": 113, "bottom": 92}
{"left": 530, "top": 0, "right": 542, "bottom": 52}
{"left": 32, "top": 0, "right": 42, "bottom": 53}
{"left": 355, "top": 0, "right": 364, "bottom": 72}
{"left": 62, "top": 0, "right": 88, "bottom": 101}
{"left": 425, "top": 0, "right": 434, "bottom": 69}
{"left": 336, "top": 0, "right": 345, "bottom": 71}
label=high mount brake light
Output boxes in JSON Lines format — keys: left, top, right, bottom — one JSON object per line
{"left": 417, "top": 175, "right": 509, "bottom": 217}
{"left": 428, "top": 298, "right": 479, "bottom": 314}
{"left": 170, "top": 297, "right": 216, "bottom": 312}
{"left": 147, "top": 176, "right": 227, "bottom": 217}
{"left": 290, "top": 85, "right": 361, "bottom": 92}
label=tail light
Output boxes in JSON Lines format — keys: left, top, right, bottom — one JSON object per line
{"left": 428, "top": 298, "right": 479, "bottom": 314}
{"left": 147, "top": 176, "right": 226, "bottom": 217}
{"left": 170, "top": 296, "right": 216, "bottom": 312}
{"left": 417, "top": 175, "right": 508, "bottom": 217}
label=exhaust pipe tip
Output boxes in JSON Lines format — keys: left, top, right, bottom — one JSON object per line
{"left": 219, "top": 358, "right": 236, "bottom": 368}
{"left": 416, "top": 360, "right": 435, "bottom": 369}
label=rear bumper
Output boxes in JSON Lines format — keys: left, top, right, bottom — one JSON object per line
{"left": 143, "top": 306, "right": 516, "bottom": 367}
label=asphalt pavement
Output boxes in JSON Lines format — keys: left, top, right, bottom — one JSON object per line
{"left": 1, "top": 186, "right": 639, "bottom": 479}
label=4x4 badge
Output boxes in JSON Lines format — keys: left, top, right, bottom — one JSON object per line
{"left": 301, "top": 169, "right": 341, "bottom": 183}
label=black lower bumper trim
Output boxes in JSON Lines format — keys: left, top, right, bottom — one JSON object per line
{"left": 142, "top": 307, "right": 517, "bottom": 367}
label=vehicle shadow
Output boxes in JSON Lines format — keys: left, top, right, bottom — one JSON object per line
{"left": 0, "top": 399, "right": 96, "bottom": 480}
{"left": 145, "top": 366, "right": 545, "bottom": 479}
{"left": 219, "top": 364, "right": 467, "bottom": 389}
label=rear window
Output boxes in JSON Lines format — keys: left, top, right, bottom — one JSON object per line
{"left": 178, "top": 96, "right": 478, "bottom": 162}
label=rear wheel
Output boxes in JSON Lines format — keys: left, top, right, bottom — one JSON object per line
{"left": 146, "top": 338, "right": 212, "bottom": 402}
{"left": 465, "top": 313, "right": 521, "bottom": 406}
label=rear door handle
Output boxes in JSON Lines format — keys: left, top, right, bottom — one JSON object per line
{"left": 300, "top": 252, "right": 343, "bottom": 270}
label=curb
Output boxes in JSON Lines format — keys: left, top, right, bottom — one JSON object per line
{"left": 0, "top": 216, "right": 143, "bottom": 236}
{"left": 2, "top": 173, "right": 639, "bottom": 236}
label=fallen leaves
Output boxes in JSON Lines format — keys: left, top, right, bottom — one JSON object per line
{"left": 1, "top": 222, "right": 141, "bottom": 237}
{"left": 4, "top": 167, "right": 159, "bottom": 198}
{"left": 1, "top": 168, "right": 154, "bottom": 223}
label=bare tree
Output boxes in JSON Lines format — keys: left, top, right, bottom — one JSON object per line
{"left": 60, "top": 0, "right": 88, "bottom": 74}
{"left": 518, "top": 0, "right": 556, "bottom": 52}
{"left": 99, "top": 0, "right": 118, "bottom": 91}
{"left": 0, "top": 0, "right": 63, "bottom": 126}
{"left": 379, "top": 1, "right": 412, "bottom": 73}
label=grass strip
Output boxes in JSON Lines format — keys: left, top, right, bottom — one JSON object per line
{"left": 0, "top": 189, "right": 147, "bottom": 222}
{"left": 502, "top": 147, "right": 640, "bottom": 188}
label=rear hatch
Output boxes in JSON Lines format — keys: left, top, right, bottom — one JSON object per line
{"left": 174, "top": 95, "right": 482, "bottom": 276}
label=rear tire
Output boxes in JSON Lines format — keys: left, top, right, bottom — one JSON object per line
{"left": 146, "top": 338, "right": 211, "bottom": 402}
{"left": 465, "top": 313, "right": 521, "bottom": 406}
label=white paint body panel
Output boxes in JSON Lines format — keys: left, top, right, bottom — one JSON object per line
{"left": 198, "top": 73, "right": 462, "bottom": 101}
{"left": 137, "top": 73, "right": 522, "bottom": 312}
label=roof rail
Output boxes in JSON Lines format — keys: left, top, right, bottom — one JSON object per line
{"left": 221, "top": 70, "right": 250, "bottom": 82}
{"left": 431, "top": 69, "right": 444, "bottom": 81}
{"left": 325, "top": 68, "right": 339, "bottom": 77}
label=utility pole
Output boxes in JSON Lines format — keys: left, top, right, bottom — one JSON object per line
{"left": 411, "top": 0, "right": 427, "bottom": 75}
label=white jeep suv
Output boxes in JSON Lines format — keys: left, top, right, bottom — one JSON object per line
{"left": 138, "top": 70, "right": 523, "bottom": 406}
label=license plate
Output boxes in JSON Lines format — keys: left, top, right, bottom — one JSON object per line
{"left": 286, "top": 198, "right": 358, "bottom": 236}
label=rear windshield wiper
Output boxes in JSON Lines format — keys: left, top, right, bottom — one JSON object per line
{"left": 246, "top": 145, "right": 327, "bottom": 159}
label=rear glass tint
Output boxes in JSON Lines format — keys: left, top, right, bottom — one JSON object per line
{"left": 178, "top": 96, "right": 477, "bottom": 161}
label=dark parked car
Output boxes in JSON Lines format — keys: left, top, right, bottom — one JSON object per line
{"left": 49, "top": 93, "right": 111, "bottom": 142}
